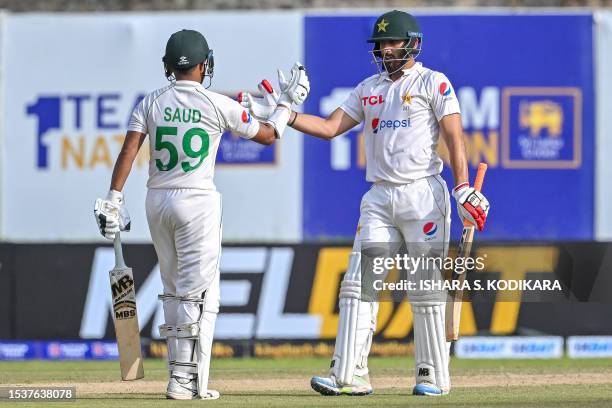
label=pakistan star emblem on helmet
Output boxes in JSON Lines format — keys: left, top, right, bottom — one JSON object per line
{"left": 178, "top": 56, "right": 189, "bottom": 65}
{"left": 377, "top": 18, "right": 389, "bottom": 32}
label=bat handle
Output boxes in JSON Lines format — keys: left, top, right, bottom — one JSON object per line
{"left": 473, "top": 162, "right": 487, "bottom": 192}
{"left": 113, "top": 232, "right": 127, "bottom": 268}
{"left": 463, "top": 163, "right": 488, "bottom": 227}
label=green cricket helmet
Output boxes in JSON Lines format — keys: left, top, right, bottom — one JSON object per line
{"left": 162, "top": 29, "right": 214, "bottom": 83}
{"left": 368, "top": 10, "right": 423, "bottom": 73}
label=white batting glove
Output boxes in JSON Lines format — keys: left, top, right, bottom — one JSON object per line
{"left": 276, "top": 62, "right": 310, "bottom": 108}
{"left": 263, "top": 62, "right": 309, "bottom": 139}
{"left": 452, "top": 183, "right": 490, "bottom": 231}
{"left": 94, "top": 190, "right": 131, "bottom": 240}
{"left": 238, "top": 80, "right": 279, "bottom": 121}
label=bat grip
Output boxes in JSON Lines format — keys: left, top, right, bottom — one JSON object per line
{"left": 113, "top": 232, "right": 127, "bottom": 268}
{"left": 473, "top": 162, "right": 487, "bottom": 192}
{"left": 463, "top": 163, "right": 488, "bottom": 227}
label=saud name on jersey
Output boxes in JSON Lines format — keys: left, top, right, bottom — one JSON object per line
{"left": 163, "top": 107, "right": 202, "bottom": 123}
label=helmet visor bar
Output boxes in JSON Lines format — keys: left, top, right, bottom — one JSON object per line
{"left": 203, "top": 50, "right": 214, "bottom": 88}
{"left": 369, "top": 35, "right": 423, "bottom": 75}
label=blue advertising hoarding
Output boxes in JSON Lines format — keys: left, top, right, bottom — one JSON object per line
{"left": 217, "top": 131, "right": 276, "bottom": 164}
{"left": 303, "top": 14, "right": 594, "bottom": 241}
{"left": 0, "top": 341, "right": 119, "bottom": 360}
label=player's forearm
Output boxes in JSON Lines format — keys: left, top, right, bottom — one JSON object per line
{"left": 447, "top": 142, "right": 469, "bottom": 187}
{"left": 289, "top": 112, "right": 337, "bottom": 140}
{"left": 441, "top": 114, "right": 469, "bottom": 186}
{"left": 110, "top": 150, "right": 136, "bottom": 192}
{"left": 251, "top": 123, "right": 277, "bottom": 145}
{"left": 110, "top": 131, "right": 144, "bottom": 192}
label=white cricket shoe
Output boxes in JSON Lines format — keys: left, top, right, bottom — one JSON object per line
{"left": 413, "top": 382, "right": 447, "bottom": 396}
{"left": 166, "top": 376, "right": 220, "bottom": 400}
{"left": 199, "top": 390, "right": 221, "bottom": 400}
{"left": 310, "top": 374, "right": 373, "bottom": 396}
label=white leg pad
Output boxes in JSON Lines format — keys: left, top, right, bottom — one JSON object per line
{"left": 158, "top": 324, "right": 177, "bottom": 371}
{"left": 333, "top": 280, "right": 359, "bottom": 385}
{"left": 331, "top": 253, "right": 377, "bottom": 385}
{"left": 412, "top": 302, "right": 450, "bottom": 393}
{"left": 354, "top": 301, "right": 377, "bottom": 378}
{"left": 174, "top": 294, "right": 218, "bottom": 399}
{"left": 195, "top": 310, "right": 216, "bottom": 396}
{"left": 158, "top": 294, "right": 179, "bottom": 375}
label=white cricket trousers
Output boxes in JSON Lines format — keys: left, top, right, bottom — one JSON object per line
{"left": 145, "top": 188, "right": 222, "bottom": 299}
{"left": 331, "top": 174, "right": 452, "bottom": 384}
{"left": 355, "top": 174, "right": 450, "bottom": 252}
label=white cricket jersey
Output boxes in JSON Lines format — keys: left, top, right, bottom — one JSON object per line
{"left": 128, "top": 80, "right": 260, "bottom": 190}
{"left": 341, "top": 62, "right": 460, "bottom": 183}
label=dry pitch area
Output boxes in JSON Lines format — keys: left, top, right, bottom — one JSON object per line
{"left": 1, "top": 357, "right": 612, "bottom": 407}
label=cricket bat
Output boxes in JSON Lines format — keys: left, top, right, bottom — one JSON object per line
{"left": 445, "top": 162, "right": 487, "bottom": 342}
{"left": 109, "top": 232, "right": 144, "bottom": 380}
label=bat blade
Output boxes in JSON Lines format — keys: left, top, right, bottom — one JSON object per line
{"left": 445, "top": 162, "right": 487, "bottom": 342}
{"left": 109, "top": 260, "right": 144, "bottom": 380}
{"left": 445, "top": 225, "right": 475, "bottom": 341}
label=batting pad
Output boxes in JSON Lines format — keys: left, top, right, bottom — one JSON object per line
{"left": 331, "top": 253, "right": 377, "bottom": 385}
{"left": 173, "top": 295, "right": 218, "bottom": 399}
{"left": 412, "top": 302, "right": 450, "bottom": 393}
{"left": 158, "top": 294, "right": 179, "bottom": 375}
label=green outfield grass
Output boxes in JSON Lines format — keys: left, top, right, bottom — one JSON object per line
{"left": 1, "top": 357, "right": 612, "bottom": 407}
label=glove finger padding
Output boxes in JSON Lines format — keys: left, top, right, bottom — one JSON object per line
{"left": 277, "top": 66, "right": 300, "bottom": 106}
{"left": 239, "top": 92, "right": 252, "bottom": 108}
{"left": 453, "top": 186, "right": 490, "bottom": 231}
{"left": 294, "top": 72, "right": 310, "bottom": 105}
{"left": 94, "top": 191, "right": 131, "bottom": 240}
{"left": 277, "top": 68, "right": 291, "bottom": 91}
{"left": 268, "top": 62, "right": 310, "bottom": 137}
{"left": 258, "top": 80, "right": 279, "bottom": 104}
{"left": 293, "top": 63, "right": 310, "bottom": 104}
{"left": 277, "top": 62, "right": 310, "bottom": 109}
{"left": 241, "top": 92, "right": 275, "bottom": 121}
{"left": 283, "top": 63, "right": 309, "bottom": 106}
{"left": 479, "top": 194, "right": 490, "bottom": 213}
{"left": 94, "top": 198, "right": 120, "bottom": 239}
{"left": 119, "top": 206, "right": 131, "bottom": 231}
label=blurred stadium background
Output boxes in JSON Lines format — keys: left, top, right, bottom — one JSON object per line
{"left": 1, "top": 0, "right": 612, "bottom": 11}
{"left": 0, "top": 0, "right": 612, "bottom": 367}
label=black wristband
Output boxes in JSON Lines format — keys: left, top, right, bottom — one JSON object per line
{"left": 288, "top": 111, "right": 298, "bottom": 127}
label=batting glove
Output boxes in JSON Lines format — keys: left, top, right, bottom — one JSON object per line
{"left": 238, "top": 79, "right": 279, "bottom": 121}
{"left": 276, "top": 62, "right": 310, "bottom": 108}
{"left": 94, "top": 190, "right": 131, "bottom": 240}
{"left": 452, "top": 183, "right": 490, "bottom": 231}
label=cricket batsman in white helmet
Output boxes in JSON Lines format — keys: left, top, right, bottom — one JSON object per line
{"left": 93, "top": 29, "right": 309, "bottom": 400}
{"left": 240, "top": 10, "right": 490, "bottom": 397}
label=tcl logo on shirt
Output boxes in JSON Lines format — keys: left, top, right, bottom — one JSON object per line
{"left": 371, "top": 117, "right": 411, "bottom": 134}
{"left": 361, "top": 95, "right": 385, "bottom": 106}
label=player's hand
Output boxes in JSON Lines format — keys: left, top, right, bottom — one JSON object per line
{"left": 452, "top": 183, "right": 490, "bottom": 231}
{"left": 277, "top": 62, "right": 310, "bottom": 108}
{"left": 94, "top": 190, "right": 131, "bottom": 240}
{"left": 238, "top": 80, "right": 279, "bottom": 121}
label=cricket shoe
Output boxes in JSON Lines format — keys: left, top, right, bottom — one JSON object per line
{"left": 412, "top": 382, "right": 447, "bottom": 396}
{"left": 166, "top": 376, "right": 220, "bottom": 400}
{"left": 310, "top": 374, "right": 373, "bottom": 396}
{"left": 198, "top": 390, "right": 220, "bottom": 400}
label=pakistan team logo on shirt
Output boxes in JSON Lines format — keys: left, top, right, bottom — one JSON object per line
{"left": 401, "top": 91, "right": 412, "bottom": 112}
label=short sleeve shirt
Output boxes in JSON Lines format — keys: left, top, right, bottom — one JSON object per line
{"left": 340, "top": 63, "right": 461, "bottom": 183}
{"left": 128, "top": 80, "right": 260, "bottom": 190}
